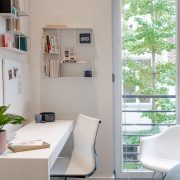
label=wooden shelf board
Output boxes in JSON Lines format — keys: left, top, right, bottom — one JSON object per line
{"left": 60, "top": 61, "right": 92, "bottom": 64}
{"left": 43, "top": 27, "right": 92, "bottom": 31}
{"left": 44, "top": 76, "right": 93, "bottom": 79}
{"left": 44, "top": 52, "right": 60, "bottom": 55}
{"left": 60, "top": 77, "right": 93, "bottom": 79}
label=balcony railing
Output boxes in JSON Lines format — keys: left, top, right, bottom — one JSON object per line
{"left": 122, "top": 94, "right": 176, "bottom": 169}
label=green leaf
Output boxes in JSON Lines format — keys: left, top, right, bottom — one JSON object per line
{"left": 0, "top": 105, "right": 25, "bottom": 131}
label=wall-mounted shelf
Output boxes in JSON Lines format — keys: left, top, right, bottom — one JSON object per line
{"left": 0, "top": 0, "right": 30, "bottom": 54}
{"left": 43, "top": 27, "right": 94, "bottom": 78}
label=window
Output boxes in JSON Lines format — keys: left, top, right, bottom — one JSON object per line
{"left": 114, "top": 0, "right": 177, "bottom": 178}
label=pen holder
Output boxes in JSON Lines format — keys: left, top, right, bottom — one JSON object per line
{"left": 35, "top": 114, "right": 42, "bottom": 123}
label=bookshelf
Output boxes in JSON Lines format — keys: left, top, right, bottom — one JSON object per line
{"left": 43, "top": 27, "right": 94, "bottom": 78}
{"left": 0, "top": 0, "right": 29, "bottom": 54}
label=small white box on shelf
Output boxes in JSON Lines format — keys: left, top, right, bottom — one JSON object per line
{"left": 62, "top": 47, "right": 76, "bottom": 63}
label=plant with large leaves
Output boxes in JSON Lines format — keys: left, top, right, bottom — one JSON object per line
{"left": 0, "top": 105, "right": 25, "bottom": 132}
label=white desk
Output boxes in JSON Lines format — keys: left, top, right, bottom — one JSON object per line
{"left": 0, "top": 120, "right": 73, "bottom": 180}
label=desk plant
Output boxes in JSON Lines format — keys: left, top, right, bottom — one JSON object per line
{"left": 0, "top": 105, "right": 25, "bottom": 154}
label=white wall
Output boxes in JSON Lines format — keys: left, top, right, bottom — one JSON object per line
{"left": 0, "top": 3, "right": 32, "bottom": 140}
{"left": 30, "top": 0, "right": 113, "bottom": 178}
{"left": 0, "top": 50, "right": 32, "bottom": 140}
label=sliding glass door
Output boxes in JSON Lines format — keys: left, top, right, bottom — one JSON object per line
{"left": 113, "top": 0, "right": 178, "bottom": 178}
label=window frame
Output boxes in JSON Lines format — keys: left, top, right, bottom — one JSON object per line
{"left": 113, "top": 0, "right": 179, "bottom": 178}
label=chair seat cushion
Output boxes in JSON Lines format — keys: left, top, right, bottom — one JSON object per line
{"left": 140, "top": 158, "right": 180, "bottom": 173}
{"left": 50, "top": 155, "right": 93, "bottom": 177}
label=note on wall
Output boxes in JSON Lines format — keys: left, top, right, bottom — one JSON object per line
{"left": 3, "top": 59, "right": 24, "bottom": 105}
{"left": 0, "top": 57, "right": 3, "bottom": 105}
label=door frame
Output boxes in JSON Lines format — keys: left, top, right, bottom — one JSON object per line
{"left": 112, "top": 0, "right": 179, "bottom": 178}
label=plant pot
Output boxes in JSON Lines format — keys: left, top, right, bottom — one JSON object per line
{"left": 0, "top": 130, "right": 6, "bottom": 154}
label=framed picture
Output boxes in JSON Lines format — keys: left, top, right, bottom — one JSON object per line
{"left": 79, "top": 33, "right": 91, "bottom": 44}
{"left": 3, "top": 58, "right": 24, "bottom": 105}
{"left": 62, "top": 47, "right": 76, "bottom": 63}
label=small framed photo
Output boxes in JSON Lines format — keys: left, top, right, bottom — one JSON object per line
{"left": 79, "top": 33, "right": 91, "bottom": 44}
{"left": 62, "top": 47, "right": 76, "bottom": 63}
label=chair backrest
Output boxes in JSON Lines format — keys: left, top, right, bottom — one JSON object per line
{"left": 154, "top": 125, "right": 180, "bottom": 160}
{"left": 73, "top": 114, "right": 101, "bottom": 175}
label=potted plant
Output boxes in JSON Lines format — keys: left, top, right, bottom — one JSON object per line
{"left": 0, "top": 105, "right": 25, "bottom": 154}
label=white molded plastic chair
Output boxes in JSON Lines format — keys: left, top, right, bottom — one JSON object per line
{"left": 50, "top": 114, "right": 101, "bottom": 179}
{"left": 139, "top": 125, "right": 180, "bottom": 175}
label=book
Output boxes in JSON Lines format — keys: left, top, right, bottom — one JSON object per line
{"left": 44, "top": 35, "right": 59, "bottom": 53}
{"left": 16, "top": 37, "right": 28, "bottom": 51}
{"left": 8, "top": 140, "right": 50, "bottom": 152}
{"left": 0, "top": 34, "right": 5, "bottom": 47}
{"left": 46, "top": 35, "right": 51, "bottom": 53}
{"left": 49, "top": 59, "right": 60, "bottom": 78}
{"left": 4, "top": 34, "right": 13, "bottom": 47}
{"left": 44, "top": 59, "right": 50, "bottom": 77}
{"left": 6, "top": 19, "right": 20, "bottom": 32}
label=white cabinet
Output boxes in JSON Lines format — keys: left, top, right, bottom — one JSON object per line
{"left": 43, "top": 28, "right": 94, "bottom": 78}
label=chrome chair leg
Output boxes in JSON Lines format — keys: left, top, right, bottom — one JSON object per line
{"left": 152, "top": 171, "right": 156, "bottom": 179}
{"left": 162, "top": 173, "right": 167, "bottom": 180}
{"left": 152, "top": 172, "right": 166, "bottom": 180}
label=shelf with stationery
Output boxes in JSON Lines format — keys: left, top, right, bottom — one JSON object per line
{"left": 0, "top": 0, "right": 30, "bottom": 54}
{"left": 43, "top": 27, "right": 94, "bottom": 78}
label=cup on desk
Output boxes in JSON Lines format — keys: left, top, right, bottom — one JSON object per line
{"left": 35, "top": 114, "right": 42, "bottom": 123}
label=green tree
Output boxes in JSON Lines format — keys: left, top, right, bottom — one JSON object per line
{"left": 122, "top": 0, "right": 176, "bottom": 124}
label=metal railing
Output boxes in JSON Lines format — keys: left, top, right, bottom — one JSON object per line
{"left": 122, "top": 94, "right": 176, "bottom": 169}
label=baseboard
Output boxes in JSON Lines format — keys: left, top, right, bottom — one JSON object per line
{"left": 88, "top": 178, "right": 151, "bottom": 180}
{"left": 117, "top": 178, "right": 152, "bottom": 180}
{"left": 51, "top": 175, "right": 152, "bottom": 180}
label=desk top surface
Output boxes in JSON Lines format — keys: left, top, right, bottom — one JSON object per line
{"left": 0, "top": 120, "right": 73, "bottom": 159}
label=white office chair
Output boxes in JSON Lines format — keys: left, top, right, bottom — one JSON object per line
{"left": 139, "top": 125, "right": 180, "bottom": 179}
{"left": 50, "top": 114, "right": 101, "bottom": 179}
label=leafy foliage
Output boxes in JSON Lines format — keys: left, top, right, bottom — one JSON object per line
{"left": 122, "top": 0, "right": 176, "bottom": 124}
{"left": 0, "top": 105, "right": 25, "bottom": 132}
{"left": 122, "top": 0, "right": 176, "bottom": 58}
{"left": 125, "top": 126, "right": 161, "bottom": 145}
{"left": 122, "top": 0, "right": 176, "bottom": 170}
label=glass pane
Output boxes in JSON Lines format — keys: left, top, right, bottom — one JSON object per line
{"left": 122, "top": 0, "right": 176, "bottom": 171}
